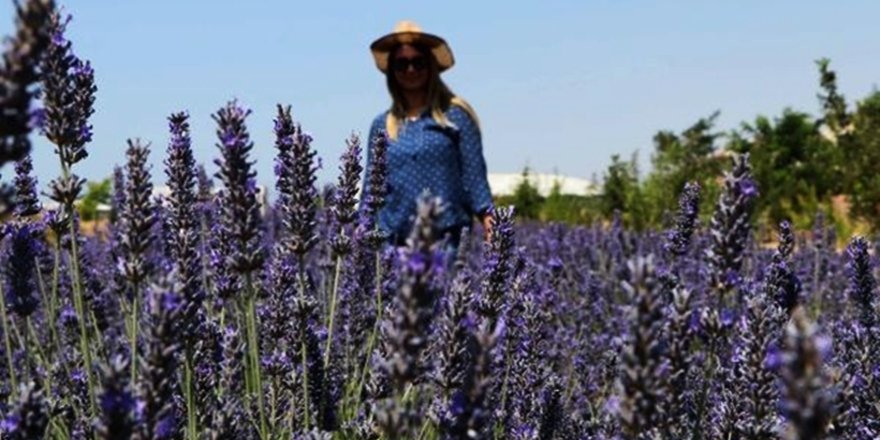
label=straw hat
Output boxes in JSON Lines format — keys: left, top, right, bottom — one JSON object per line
{"left": 370, "top": 20, "right": 455, "bottom": 73}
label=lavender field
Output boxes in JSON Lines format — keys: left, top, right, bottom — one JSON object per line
{"left": 2, "top": 1, "right": 880, "bottom": 439}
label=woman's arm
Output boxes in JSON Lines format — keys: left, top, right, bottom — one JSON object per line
{"left": 449, "top": 105, "right": 494, "bottom": 239}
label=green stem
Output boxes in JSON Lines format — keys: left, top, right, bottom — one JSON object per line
{"left": 323, "top": 256, "right": 343, "bottom": 369}
{"left": 26, "top": 318, "right": 49, "bottom": 381}
{"left": 184, "top": 349, "right": 198, "bottom": 440}
{"left": 244, "top": 273, "right": 267, "bottom": 439}
{"left": 352, "top": 250, "right": 384, "bottom": 415}
{"left": 296, "top": 262, "right": 311, "bottom": 431}
{"left": 59, "top": 162, "right": 97, "bottom": 416}
{"left": 130, "top": 283, "right": 140, "bottom": 384}
{"left": 0, "top": 283, "right": 18, "bottom": 391}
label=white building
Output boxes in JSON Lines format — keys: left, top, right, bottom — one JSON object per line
{"left": 487, "top": 172, "right": 599, "bottom": 198}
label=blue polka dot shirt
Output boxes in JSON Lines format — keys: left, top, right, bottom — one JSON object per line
{"left": 364, "top": 105, "right": 494, "bottom": 240}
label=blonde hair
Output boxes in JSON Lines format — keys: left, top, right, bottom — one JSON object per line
{"left": 384, "top": 43, "right": 479, "bottom": 140}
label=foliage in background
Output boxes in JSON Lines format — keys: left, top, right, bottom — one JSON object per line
{"left": 76, "top": 177, "right": 111, "bottom": 221}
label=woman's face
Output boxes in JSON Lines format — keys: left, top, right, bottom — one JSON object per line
{"left": 391, "top": 44, "right": 430, "bottom": 92}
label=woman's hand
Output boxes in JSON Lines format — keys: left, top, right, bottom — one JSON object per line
{"left": 481, "top": 212, "right": 493, "bottom": 243}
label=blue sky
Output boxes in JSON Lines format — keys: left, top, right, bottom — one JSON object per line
{"left": 2, "top": 0, "right": 878, "bottom": 192}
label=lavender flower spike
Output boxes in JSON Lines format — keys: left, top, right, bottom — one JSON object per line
{"left": 3, "top": 222, "right": 40, "bottom": 318}
{"left": 846, "top": 236, "right": 877, "bottom": 331}
{"left": 96, "top": 355, "right": 136, "bottom": 440}
{"left": 1, "top": 382, "right": 50, "bottom": 440}
{"left": 706, "top": 153, "right": 757, "bottom": 299}
{"left": 42, "top": 12, "right": 95, "bottom": 168}
{"left": 213, "top": 100, "right": 264, "bottom": 275}
{"left": 780, "top": 307, "right": 835, "bottom": 440}
{"left": 273, "top": 104, "right": 319, "bottom": 258}
{"left": 13, "top": 154, "right": 40, "bottom": 217}
{"left": 362, "top": 129, "right": 389, "bottom": 216}
{"left": 119, "top": 139, "right": 155, "bottom": 288}
{"left": 376, "top": 194, "right": 444, "bottom": 439}
{"left": 478, "top": 206, "right": 515, "bottom": 328}
{"left": 664, "top": 181, "right": 700, "bottom": 259}
{"left": 0, "top": 0, "right": 56, "bottom": 167}
{"left": 164, "top": 111, "right": 204, "bottom": 345}
{"left": 618, "top": 255, "right": 669, "bottom": 438}
{"left": 334, "top": 133, "right": 363, "bottom": 225}
{"left": 139, "top": 290, "right": 183, "bottom": 440}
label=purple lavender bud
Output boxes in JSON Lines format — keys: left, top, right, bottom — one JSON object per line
{"left": 384, "top": 195, "right": 444, "bottom": 391}
{"left": 767, "top": 255, "right": 802, "bottom": 315}
{"left": 538, "top": 378, "right": 564, "bottom": 440}
{"left": 1, "top": 382, "right": 49, "bottom": 440}
{"left": 362, "top": 129, "right": 389, "bottom": 216}
{"left": 3, "top": 222, "right": 40, "bottom": 317}
{"left": 291, "top": 294, "right": 332, "bottom": 430}
{"left": 42, "top": 12, "right": 95, "bottom": 168}
{"left": 780, "top": 307, "right": 835, "bottom": 439}
{"left": 273, "top": 104, "right": 319, "bottom": 257}
{"left": 12, "top": 154, "right": 40, "bottom": 217}
{"left": 731, "top": 293, "right": 781, "bottom": 438}
{"left": 163, "top": 111, "right": 204, "bottom": 346}
{"left": 0, "top": 0, "right": 56, "bottom": 167}
{"left": 846, "top": 237, "right": 877, "bottom": 331}
{"left": 375, "top": 195, "right": 444, "bottom": 438}
{"left": 213, "top": 100, "right": 264, "bottom": 274}
{"left": 139, "top": 289, "right": 182, "bottom": 440}
{"left": 434, "top": 270, "right": 475, "bottom": 400}
{"left": 778, "top": 220, "right": 795, "bottom": 260}
{"left": 118, "top": 139, "right": 155, "bottom": 287}
{"left": 440, "top": 321, "right": 499, "bottom": 440}
{"left": 47, "top": 173, "right": 85, "bottom": 228}
{"left": 663, "top": 285, "right": 694, "bottom": 435}
{"left": 617, "top": 255, "right": 669, "bottom": 438}
{"left": 96, "top": 355, "right": 136, "bottom": 440}
{"left": 332, "top": 133, "right": 363, "bottom": 227}
{"left": 664, "top": 181, "right": 701, "bottom": 258}
{"left": 707, "top": 153, "right": 757, "bottom": 300}
{"left": 478, "top": 206, "right": 516, "bottom": 327}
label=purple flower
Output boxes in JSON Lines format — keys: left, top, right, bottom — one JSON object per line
{"left": 3, "top": 222, "right": 40, "bottom": 317}
{"left": 213, "top": 100, "right": 264, "bottom": 275}
{"left": 42, "top": 12, "right": 96, "bottom": 168}
{"left": 0, "top": 0, "right": 56, "bottom": 168}
{"left": 163, "top": 111, "right": 204, "bottom": 347}
{"left": 664, "top": 181, "right": 701, "bottom": 259}
{"left": 706, "top": 153, "right": 757, "bottom": 301}
{"left": 273, "top": 103, "right": 319, "bottom": 258}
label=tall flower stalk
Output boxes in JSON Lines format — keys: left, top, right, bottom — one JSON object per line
{"left": 376, "top": 194, "right": 443, "bottom": 439}
{"left": 41, "top": 11, "right": 97, "bottom": 415}
{"left": 164, "top": 111, "right": 204, "bottom": 438}
{"left": 213, "top": 100, "right": 266, "bottom": 437}
{"left": 324, "top": 133, "right": 362, "bottom": 369}
{"left": 354, "top": 129, "right": 389, "bottom": 410}
{"left": 706, "top": 153, "right": 757, "bottom": 304}
{"left": 119, "top": 139, "right": 155, "bottom": 383}
{"left": 273, "top": 104, "right": 320, "bottom": 430}
{"left": 0, "top": 0, "right": 55, "bottom": 169}
{"left": 780, "top": 307, "right": 835, "bottom": 440}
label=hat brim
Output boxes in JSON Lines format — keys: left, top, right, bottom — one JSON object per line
{"left": 370, "top": 31, "right": 454, "bottom": 73}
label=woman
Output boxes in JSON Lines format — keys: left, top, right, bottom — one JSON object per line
{"left": 365, "top": 20, "right": 494, "bottom": 248}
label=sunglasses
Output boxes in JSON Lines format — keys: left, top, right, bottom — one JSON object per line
{"left": 392, "top": 56, "right": 428, "bottom": 72}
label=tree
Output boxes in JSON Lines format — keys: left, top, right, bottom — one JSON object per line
{"left": 601, "top": 154, "right": 638, "bottom": 221}
{"left": 641, "top": 112, "right": 725, "bottom": 226}
{"left": 510, "top": 166, "right": 542, "bottom": 220}
{"left": 816, "top": 60, "right": 880, "bottom": 231}
{"left": 78, "top": 178, "right": 112, "bottom": 221}
{"left": 728, "top": 109, "right": 839, "bottom": 226}
{"left": 847, "top": 91, "right": 880, "bottom": 230}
